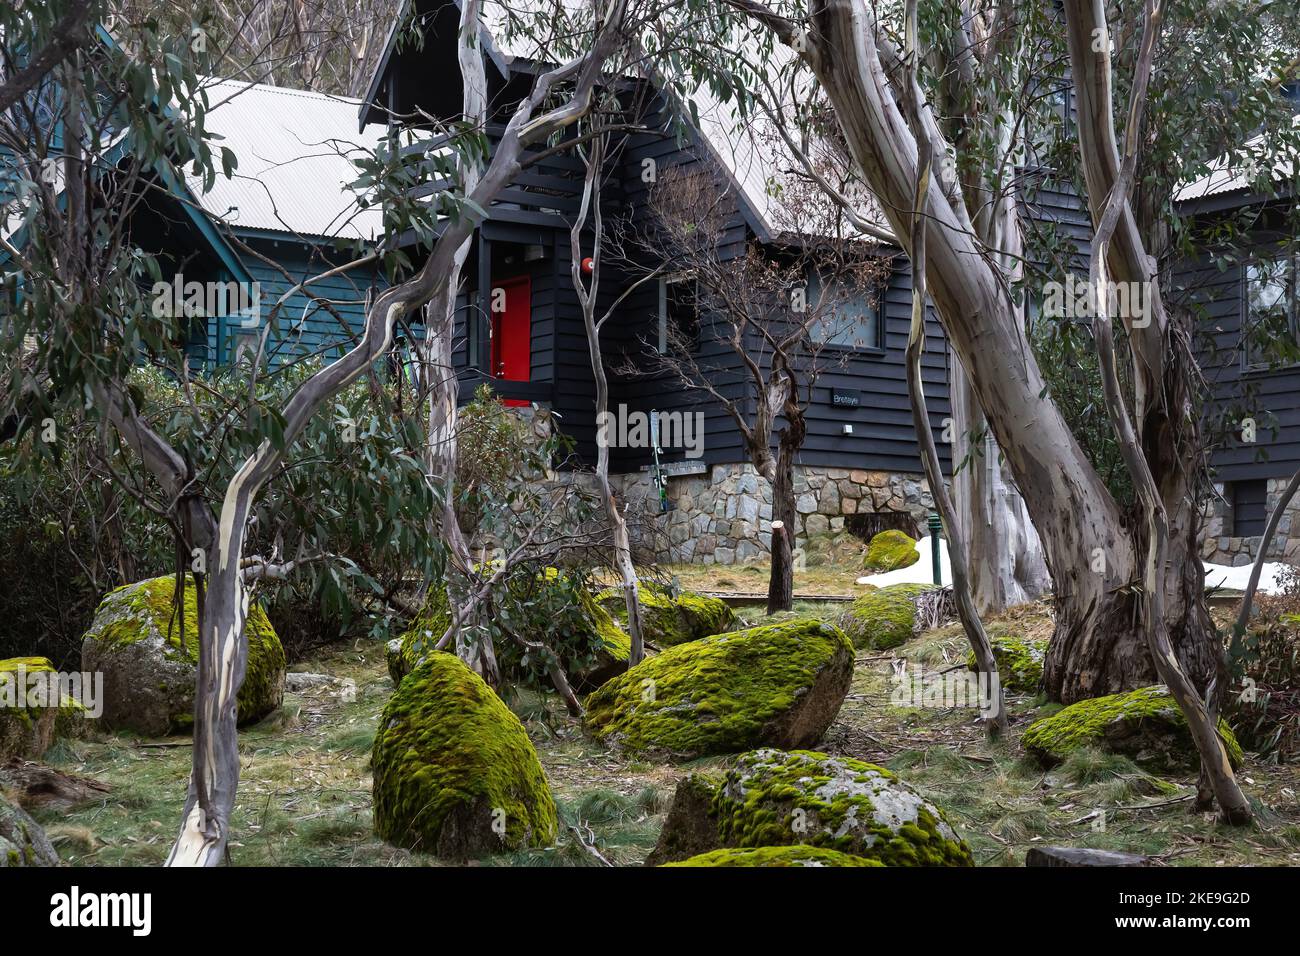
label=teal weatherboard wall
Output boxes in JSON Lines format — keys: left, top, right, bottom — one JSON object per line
{"left": 203, "top": 232, "right": 387, "bottom": 370}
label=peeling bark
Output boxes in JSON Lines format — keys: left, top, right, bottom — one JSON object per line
{"left": 1068, "top": 0, "right": 1248, "bottom": 821}
{"left": 422, "top": 0, "right": 500, "bottom": 685}
{"left": 728, "top": 0, "right": 1231, "bottom": 755}
{"left": 899, "top": 0, "right": 1005, "bottom": 735}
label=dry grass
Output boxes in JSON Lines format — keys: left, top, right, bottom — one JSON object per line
{"left": 25, "top": 587, "right": 1300, "bottom": 867}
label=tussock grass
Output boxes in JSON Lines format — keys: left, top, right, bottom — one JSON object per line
{"left": 23, "top": 574, "right": 1300, "bottom": 867}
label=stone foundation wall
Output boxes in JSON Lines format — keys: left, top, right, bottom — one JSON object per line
{"left": 1202, "top": 478, "right": 1300, "bottom": 566}
{"left": 618, "top": 463, "right": 934, "bottom": 565}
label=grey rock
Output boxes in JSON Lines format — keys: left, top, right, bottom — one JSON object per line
{"left": 1025, "top": 846, "right": 1148, "bottom": 867}
{"left": 0, "top": 792, "right": 58, "bottom": 867}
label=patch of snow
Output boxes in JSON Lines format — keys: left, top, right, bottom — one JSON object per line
{"left": 853, "top": 539, "right": 1290, "bottom": 596}
{"left": 855, "top": 535, "right": 950, "bottom": 588}
{"left": 1202, "top": 561, "right": 1291, "bottom": 595}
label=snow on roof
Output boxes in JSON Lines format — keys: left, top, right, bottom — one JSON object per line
{"left": 186, "top": 78, "right": 388, "bottom": 241}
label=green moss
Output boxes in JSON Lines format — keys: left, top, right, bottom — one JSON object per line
{"left": 597, "top": 583, "right": 737, "bottom": 647}
{"left": 863, "top": 530, "right": 921, "bottom": 572}
{"left": 1022, "top": 685, "right": 1244, "bottom": 770}
{"left": 841, "top": 583, "right": 936, "bottom": 650}
{"left": 663, "top": 845, "right": 884, "bottom": 867}
{"left": 84, "top": 575, "right": 285, "bottom": 726}
{"left": 705, "top": 749, "right": 973, "bottom": 866}
{"left": 371, "top": 651, "right": 557, "bottom": 857}
{"left": 965, "top": 633, "right": 1047, "bottom": 693}
{"left": 391, "top": 587, "right": 452, "bottom": 683}
{"left": 582, "top": 588, "right": 632, "bottom": 661}
{"left": 0, "top": 656, "right": 86, "bottom": 758}
{"left": 0, "top": 657, "right": 55, "bottom": 675}
{"left": 391, "top": 572, "right": 631, "bottom": 689}
{"left": 582, "top": 618, "right": 854, "bottom": 759}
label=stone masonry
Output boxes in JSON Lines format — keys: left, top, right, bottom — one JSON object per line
{"left": 1202, "top": 478, "right": 1300, "bottom": 567}
{"left": 618, "top": 462, "right": 934, "bottom": 565}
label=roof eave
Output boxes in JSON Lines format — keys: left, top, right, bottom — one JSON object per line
{"left": 357, "top": 0, "right": 512, "bottom": 132}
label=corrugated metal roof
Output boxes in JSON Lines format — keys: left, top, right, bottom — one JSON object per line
{"left": 1175, "top": 121, "right": 1300, "bottom": 203}
{"left": 688, "top": 80, "right": 892, "bottom": 243}
{"left": 186, "top": 79, "right": 388, "bottom": 240}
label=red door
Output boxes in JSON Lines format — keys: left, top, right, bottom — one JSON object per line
{"left": 490, "top": 275, "right": 531, "bottom": 407}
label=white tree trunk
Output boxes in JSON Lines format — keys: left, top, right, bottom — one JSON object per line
{"left": 570, "top": 136, "right": 647, "bottom": 666}
{"left": 951, "top": 358, "right": 1051, "bottom": 613}
{"left": 423, "top": 0, "right": 497, "bottom": 682}
{"left": 157, "top": 6, "right": 631, "bottom": 863}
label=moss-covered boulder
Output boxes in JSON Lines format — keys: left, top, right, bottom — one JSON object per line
{"left": 387, "top": 588, "right": 450, "bottom": 684}
{"left": 583, "top": 618, "right": 854, "bottom": 759}
{"left": 643, "top": 772, "right": 725, "bottom": 865}
{"left": 81, "top": 575, "right": 286, "bottom": 735}
{"left": 388, "top": 574, "right": 631, "bottom": 693}
{"left": 841, "top": 583, "right": 936, "bottom": 650}
{"left": 649, "top": 749, "right": 972, "bottom": 866}
{"left": 1022, "top": 685, "right": 1244, "bottom": 771}
{"left": 371, "top": 651, "right": 557, "bottom": 858}
{"left": 0, "top": 657, "right": 86, "bottom": 760}
{"left": 0, "top": 792, "right": 58, "bottom": 867}
{"left": 597, "top": 583, "right": 736, "bottom": 647}
{"left": 863, "top": 530, "right": 921, "bottom": 572}
{"left": 966, "top": 633, "right": 1048, "bottom": 693}
{"left": 663, "top": 845, "right": 883, "bottom": 867}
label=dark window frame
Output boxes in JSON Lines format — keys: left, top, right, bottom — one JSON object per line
{"left": 804, "top": 271, "right": 885, "bottom": 355}
{"left": 658, "top": 271, "right": 699, "bottom": 354}
{"left": 466, "top": 287, "right": 490, "bottom": 372}
{"left": 1241, "top": 252, "right": 1300, "bottom": 373}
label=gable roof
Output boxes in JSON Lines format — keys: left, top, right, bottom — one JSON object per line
{"left": 357, "top": 0, "right": 512, "bottom": 127}
{"left": 356, "top": 0, "right": 895, "bottom": 245}
{"left": 188, "top": 78, "right": 388, "bottom": 241}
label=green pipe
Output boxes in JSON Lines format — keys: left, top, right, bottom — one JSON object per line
{"left": 928, "top": 512, "right": 943, "bottom": 586}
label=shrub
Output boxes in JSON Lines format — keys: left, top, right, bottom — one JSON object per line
{"left": 454, "top": 384, "right": 532, "bottom": 532}
{"left": 1232, "top": 568, "right": 1300, "bottom": 762}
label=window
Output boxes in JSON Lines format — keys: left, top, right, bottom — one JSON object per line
{"left": 182, "top": 315, "right": 209, "bottom": 372}
{"left": 226, "top": 327, "right": 260, "bottom": 365}
{"left": 1023, "top": 79, "right": 1073, "bottom": 166}
{"left": 1047, "top": 82, "right": 1073, "bottom": 137}
{"left": 1232, "top": 479, "right": 1267, "bottom": 537}
{"left": 806, "top": 273, "right": 881, "bottom": 350}
{"left": 658, "top": 273, "right": 698, "bottom": 353}
{"left": 1243, "top": 254, "right": 1300, "bottom": 369}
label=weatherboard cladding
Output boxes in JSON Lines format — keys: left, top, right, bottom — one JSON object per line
{"left": 1178, "top": 211, "right": 1300, "bottom": 485}
{"left": 353, "top": 21, "right": 955, "bottom": 474}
